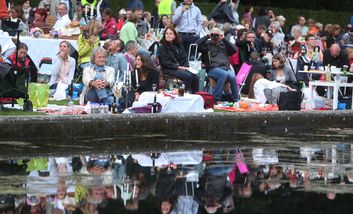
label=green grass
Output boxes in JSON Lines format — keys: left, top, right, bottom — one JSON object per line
{"left": 0, "top": 107, "right": 45, "bottom": 116}
{"left": 0, "top": 99, "right": 79, "bottom": 116}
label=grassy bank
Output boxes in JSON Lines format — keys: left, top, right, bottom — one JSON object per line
{"left": 0, "top": 99, "right": 79, "bottom": 115}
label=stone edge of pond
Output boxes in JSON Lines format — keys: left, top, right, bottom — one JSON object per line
{"left": 1, "top": 111, "right": 352, "bottom": 139}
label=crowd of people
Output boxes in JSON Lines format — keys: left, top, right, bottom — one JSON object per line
{"left": 1, "top": 0, "right": 353, "bottom": 110}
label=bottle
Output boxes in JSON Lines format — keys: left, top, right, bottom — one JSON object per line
{"left": 342, "top": 65, "right": 348, "bottom": 76}
{"left": 67, "top": 99, "right": 74, "bottom": 114}
{"left": 104, "top": 105, "right": 109, "bottom": 114}
{"left": 68, "top": 82, "right": 74, "bottom": 99}
{"left": 111, "top": 97, "right": 118, "bottom": 114}
{"left": 326, "top": 64, "right": 331, "bottom": 82}
{"left": 99, "top": 105, "right": 105, "bottom": 114}
{"left": 301, "top": 81, "right": 306, "bottom": 90}
{"left": 152, "top": 94, "right": 158, "bottom": 113}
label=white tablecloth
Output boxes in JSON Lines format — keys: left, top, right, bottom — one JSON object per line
{"left": 19, "top": 36, "right": 78, "bottom": 69}
{"left": 125, "top": 151, "right": 203, "bottom": 167}
{"left": 132, "top": 92, "right": 205, "bottom": 113}
{"left": 0, "top": 31, "right": 16, "bottom": 58}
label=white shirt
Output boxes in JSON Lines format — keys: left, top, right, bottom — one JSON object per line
{"left": 53, "top": 14, "right": 71, "bottom": 30}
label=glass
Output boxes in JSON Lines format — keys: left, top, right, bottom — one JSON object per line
{"left": 168, "top": 82, "right": 174, "bottom": 92}
{"left": 178, "top": 84, "right": 185, "bottom": 96}
{"left": 152, "top": 83, "right": 157, "bottom": 91}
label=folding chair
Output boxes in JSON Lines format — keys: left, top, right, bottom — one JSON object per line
{"left": 37, "top": 57, "right": 53, "bottom": 84}
{"left": 236, "top": 63, "right": 252, "bottom": 98}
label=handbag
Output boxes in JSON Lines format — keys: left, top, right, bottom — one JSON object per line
{"left": 278, "top": 91, "right": 303, "bottom": 110}
{"left": 0, "top": 62, "right": 11, "bottom": 79}
{"left": 188, "top": 44, "right": 201, "bottom": 74}
{"left": 53, "top": 82, "right": 68, "bottom": 101}
{"left": 196, "top": 92, "right": 214, "bottom": 109}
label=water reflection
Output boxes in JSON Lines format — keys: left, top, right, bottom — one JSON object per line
{"left": 1, "top": 144, "right": 353, "bottom": 213}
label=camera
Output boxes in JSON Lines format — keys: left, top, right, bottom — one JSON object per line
{"left": 210, "top": 33, "right": 220, "bottom": 40}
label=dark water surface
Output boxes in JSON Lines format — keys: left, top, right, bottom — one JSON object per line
{"left": 1, "top": 129, "right": 353, "bottom": 213}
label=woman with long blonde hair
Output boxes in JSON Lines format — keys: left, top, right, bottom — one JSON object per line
{"left": 78, "top": 19, "right": 102, "bottom": 69}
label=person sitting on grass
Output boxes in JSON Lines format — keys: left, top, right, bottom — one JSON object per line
{"left": 6, "top": 43, "right": 30, "bottom": 71}
{"left": 81, "top": 47, "right": 115, "bottom": 106}
{"left": 49, "top": 41, "right": 76, "bottom": 95}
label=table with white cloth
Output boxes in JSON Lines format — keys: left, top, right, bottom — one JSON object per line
{"left": 132, "top": 92, "right": 205, "bottom": 113}
{"left": 308, "top": 81, "right": 353, "bottom": 110}
{"left": 0, "top": 31, "right": 16, "bottom": 58}
{"left": 18, "top": 36, "right": 78, "bottom": 69}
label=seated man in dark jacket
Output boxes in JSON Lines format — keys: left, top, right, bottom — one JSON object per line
{"left": 323, "top": 44, "right": 349, "bottom": 68}
{"left": 197, "top": 28, "right": 239, "bottom": 102}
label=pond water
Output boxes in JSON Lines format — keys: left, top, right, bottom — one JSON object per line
{"left": 1, "top": 129, "right": 353, "bottom": 214}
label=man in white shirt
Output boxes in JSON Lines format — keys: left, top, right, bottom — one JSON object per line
{"left": 53, "top": 3, "right": 72, "bottom": 31}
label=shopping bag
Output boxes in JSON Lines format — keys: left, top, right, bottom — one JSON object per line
{"left": 26, "top": 83, "right": 50, "bottom": 108}
{"left": 188, "top": 44, "right": 201, "bottom": 74}
{"left": 53, "top": 82, "right": 68, "bottom": 100}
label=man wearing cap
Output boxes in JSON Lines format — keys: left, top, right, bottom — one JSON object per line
{"left": 172, "top": 0, "right": 202, "bottom": 54}
{"left": 197, "top": 28, "right": 239, "bottom": 103}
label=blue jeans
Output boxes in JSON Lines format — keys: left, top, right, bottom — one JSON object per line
{"left": 86, "top": 74, "right": 113, "bottom": 105}
{"left": 208, "top": 68, "right": 239, "bottom": 101}
{"left": 226, "top": 69, "right": 239, "bottom": 101}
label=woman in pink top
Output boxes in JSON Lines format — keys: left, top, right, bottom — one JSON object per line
{"left": 101, "top": 8, "right": 118, "bottom": 40}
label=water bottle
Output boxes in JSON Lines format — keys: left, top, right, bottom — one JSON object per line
{"left": 104, "top": 105, "right": 109, "bottom": 114}
{"left": 99, "top": 105, "right": 105, "bottom": 114}
{"left": 67, "top": 100, "right": 74, "bottom": 114}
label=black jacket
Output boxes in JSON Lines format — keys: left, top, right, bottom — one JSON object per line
{"left": 158, "top": 43, "right": 188, "bottom": 74}
{"left": 208, "top": 0, "right": 237, "bottom": 24}
{"left": 236, "top": 39, "right": 257, "bottom": 64}
{"left": 323, "top": 49, "right": 349, "bottom": 68}
{"left": 132, "top": 68, "right": 160, "bottom": 93}
{"left": 197, "top": 35, "right": 236, "bottom": 71}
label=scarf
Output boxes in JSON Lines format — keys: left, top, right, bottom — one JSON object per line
{"left": 93, "top": 64, "right": 105, "bottom": 72}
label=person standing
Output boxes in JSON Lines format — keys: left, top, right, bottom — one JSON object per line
{"left": 126, "top": 0, "right": 144, "bottom": 10}
{"left": 158, "top": 0, "right": 176, "bottom": 17}
{"left": 172, "top": 0, "right": 202, "bottom": 55}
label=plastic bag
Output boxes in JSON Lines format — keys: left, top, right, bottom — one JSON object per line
{"left": 53, "top": 82, "right": 68, "bottom": 100}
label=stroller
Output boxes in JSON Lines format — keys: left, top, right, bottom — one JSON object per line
{"left": 0, "top": 29, "right": 33, "bottom": 111}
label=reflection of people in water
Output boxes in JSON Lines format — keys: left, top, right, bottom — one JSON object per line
{"left": 160, "top": 199, "right": 173, "bottom": 214}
